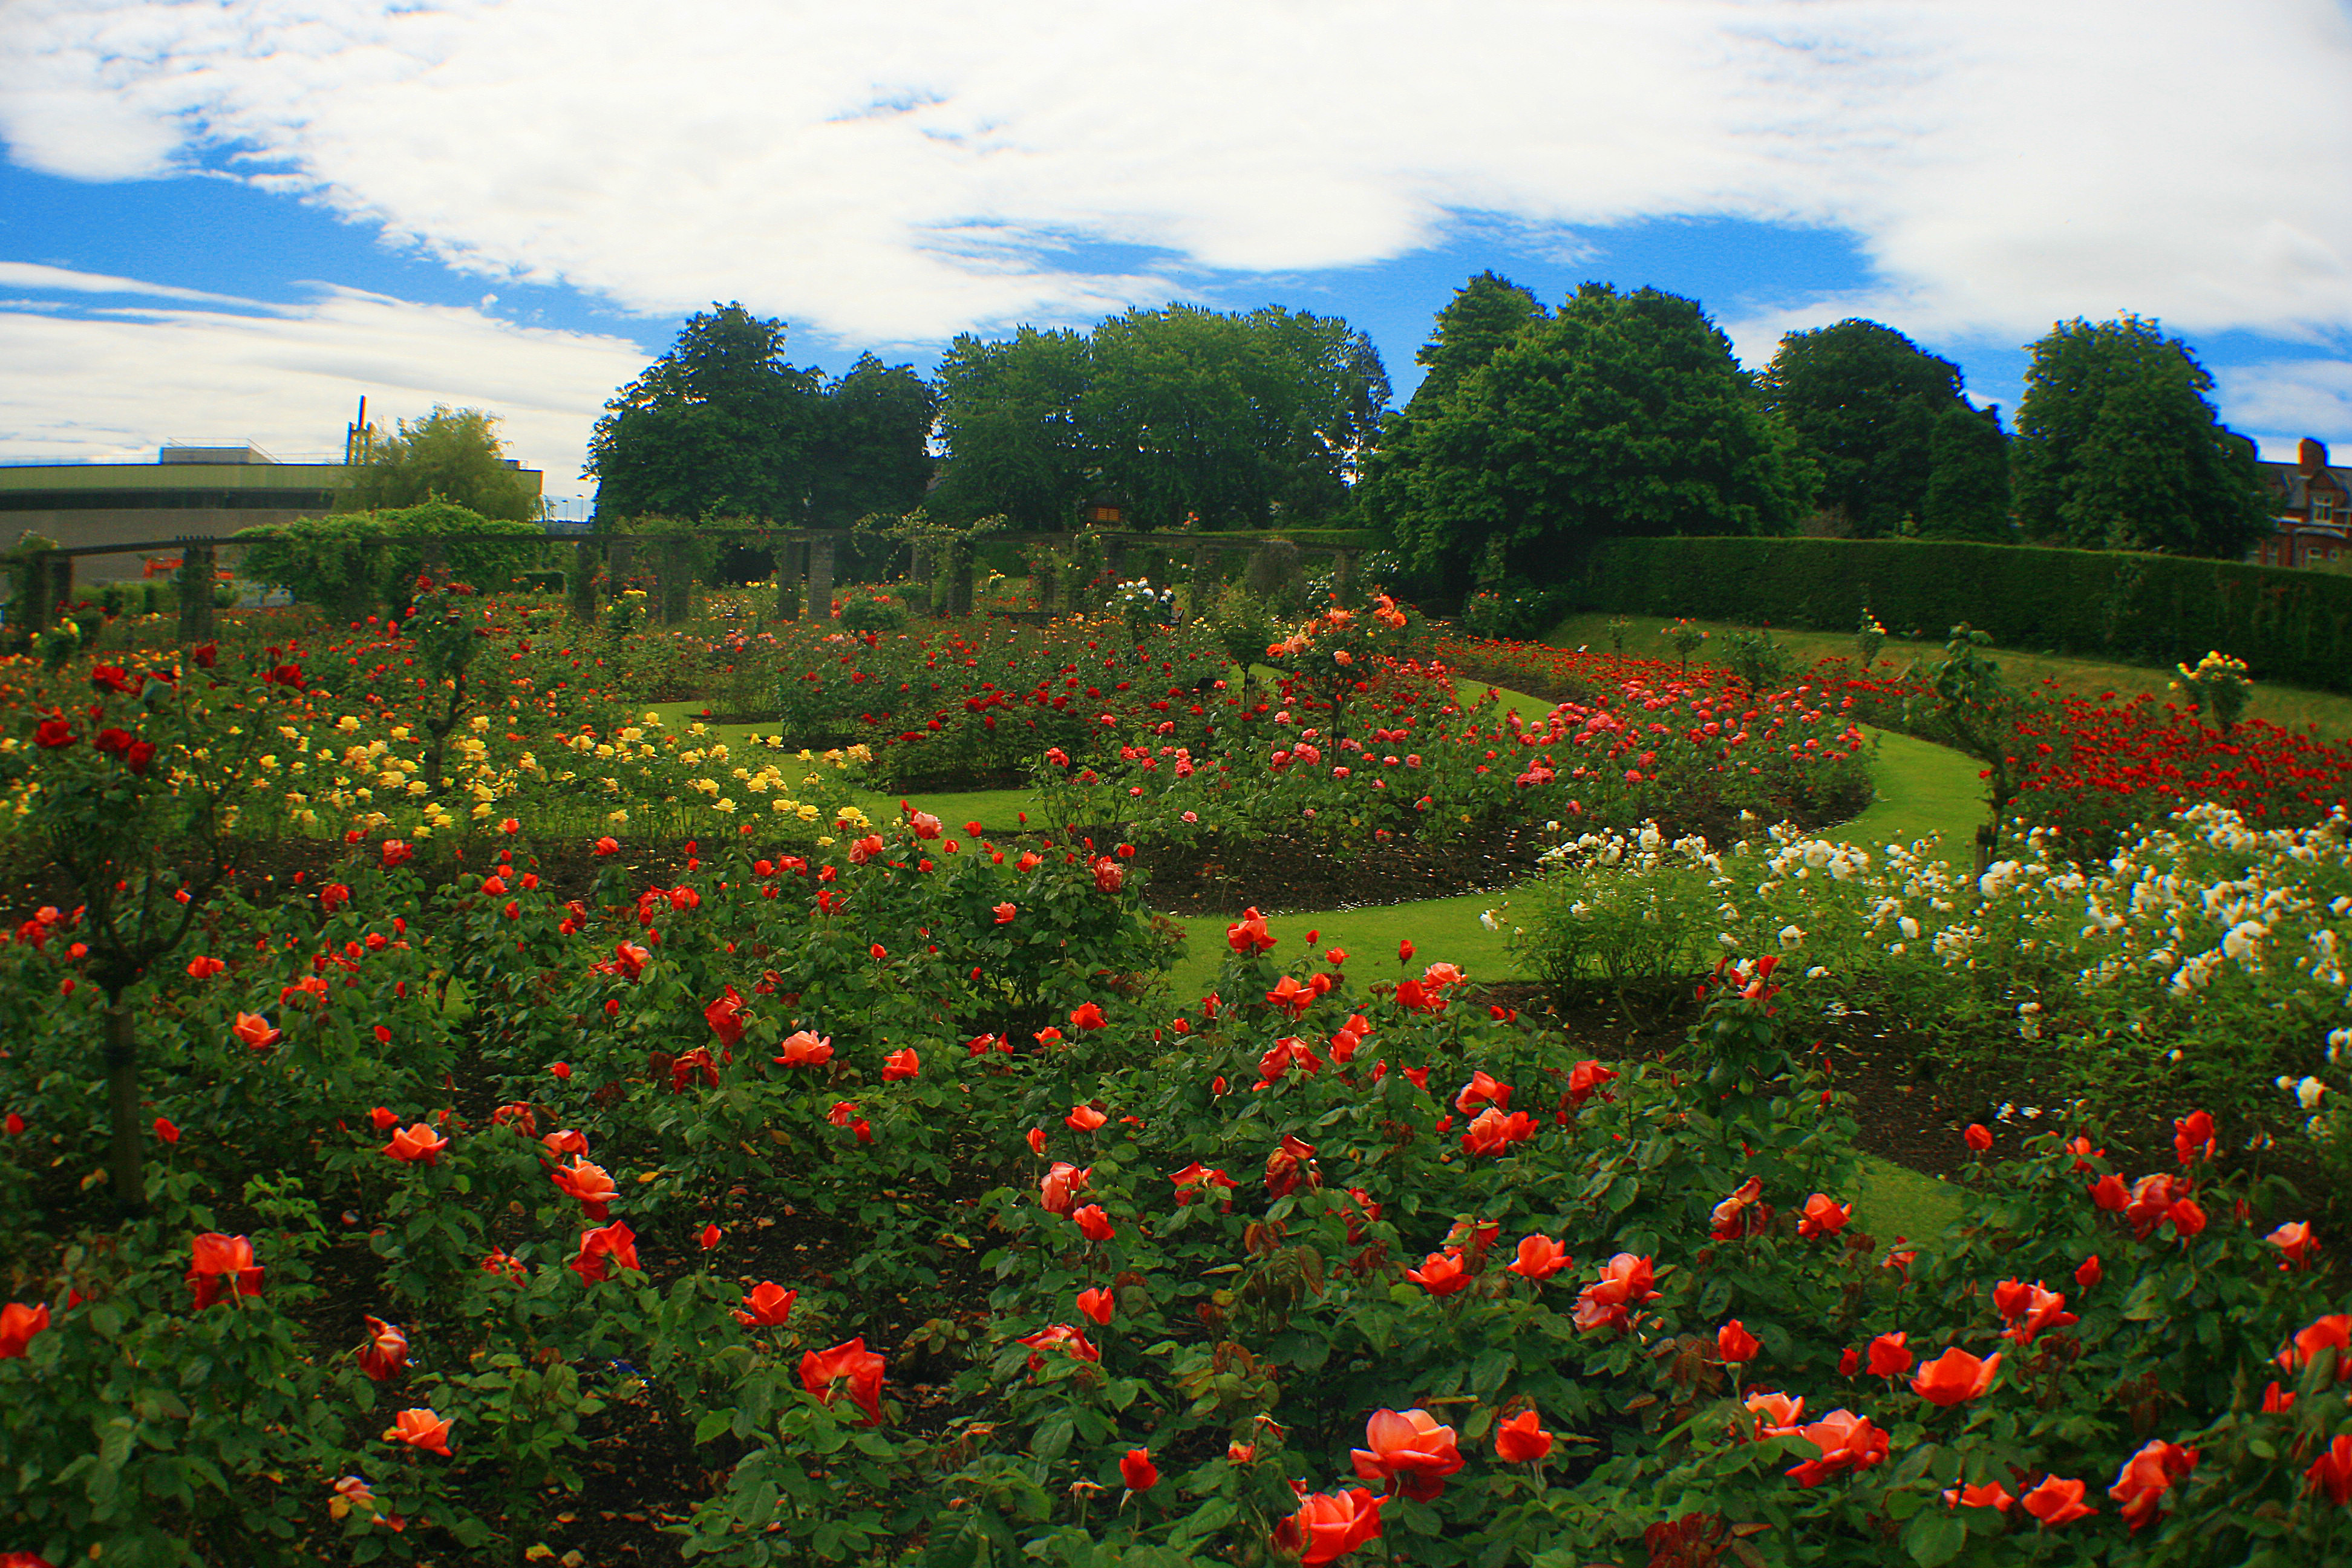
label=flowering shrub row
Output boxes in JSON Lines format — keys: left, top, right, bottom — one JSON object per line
{"left": 1514, "top": 804, "right": 2352, "bottom": 1179}
{"left": 1030, "top": 607, "right": 1869, "bottom": 853}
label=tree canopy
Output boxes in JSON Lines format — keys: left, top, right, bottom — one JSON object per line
{"left": 339, "top": 406, "right": 540, "bottom": 522}
{"left": 809, "top": 353, "right": 941, "bottom": 531}
{"left": 1405, "top": 270, "right": 1546, "bottom": 417}
{"left": 1377, "top": 282, "right": 1807, "bottom": 581}
{"left": 2011, "top": 316, "right": 2269, "bottom": 558}
{"left": 932, "top": 305, "right": 1388, "bottom": 530}
{"left": 1759, "top": 319, "right": 2009, "bottom": 540}
{"left": 587, "top": 304, "right": 934, "bottom": 528}
{"left": 929, "top": 328, "right": 1094, "bottom": 529}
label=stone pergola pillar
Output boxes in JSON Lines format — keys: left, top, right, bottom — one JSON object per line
{"left": 569, "top": 541, "right": 600, "bottom": 624}
{"left": 805, "top": 536, "right": 835, "bottom": 620}
{"left": 658, "top": 538, "right": 691, "bottom": 624}
{"left": 14, "top": 550, "right": 54, "bottom": 638}
{"left": 1332, "top": 549, "right": 1356, "bottom": 598}
{"left": 45, "top": 554, "right": 74, "bottom": 621}
{"left": 947, "top": 541, "right": 975, "bottom": 618}
{"left": 771, "top": 540, "right": 803, "bottom": 622}
{"left": 910, "top": 541, "right": 939, "bottom": 616}
{"left": 1034, "top": 546, "right": 1060, "bottom": 616}
{"left": 175, "top": 542, "right": 217, "bottom": 644}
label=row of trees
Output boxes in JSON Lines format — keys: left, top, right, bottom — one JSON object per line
{"left": 1366, "top": 274, "right": 2271, "bottom": 587}
{"left": 384, "top": 289, "right": 2273, "bottom": 582}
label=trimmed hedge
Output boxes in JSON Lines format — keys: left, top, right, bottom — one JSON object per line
{"left": 1578, "top": 535, "right": 2352, "bottom": 694}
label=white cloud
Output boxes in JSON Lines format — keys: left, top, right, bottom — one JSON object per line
{"left": 0, "top": 281, "right": 645, "bottom": 495}
{"left": 5, "top": 0, "right": 2350, "bottom": 350}
{"left": 2216, "top": 362, "right": 2352, "bottom": 456}
{"left": 0, "top": 260, "right": 259, "bottom": 306}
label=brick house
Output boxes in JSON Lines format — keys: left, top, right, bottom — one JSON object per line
{"left": 2252, "top": 437, "right": 2351, "bottom": 569}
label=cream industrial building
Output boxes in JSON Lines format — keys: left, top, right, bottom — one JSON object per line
{"left": 0, "top": 444, "right": 544, "bottom": 583}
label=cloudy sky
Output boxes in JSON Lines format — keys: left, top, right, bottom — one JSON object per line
{"left": 4, "top": 0, "right": 2351, "bottom": 511}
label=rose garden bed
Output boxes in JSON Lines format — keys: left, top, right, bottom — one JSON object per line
{"left": 1, "top": 586, "right": 2348, "bottom": 1567}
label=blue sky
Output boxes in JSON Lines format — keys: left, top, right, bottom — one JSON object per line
{"left": 5, "top": 0, "right": 2350, "bottom": 509}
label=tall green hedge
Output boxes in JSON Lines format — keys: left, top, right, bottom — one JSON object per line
{"left": 1578, "top": 536, "right": 2352, "bottom": 694}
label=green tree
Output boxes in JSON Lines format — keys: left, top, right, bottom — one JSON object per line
{"left": 1383, "top": 283, "right": 1806, "bottom": 580}
{"left": 1921, "top": 402, "right": 2012, "bottom": 540}
{"left": 810, "top": 353, "right": 941, "bottom": 530}
{"left": 1759, "top": 319, "right": 2007, "bottom": 540}
{"left": 930, "top": 327, "right": 1095, "bottom": 528}
{"left": 341, "top": 406, "right": 540, "bottom": 521}
{"left": 1079, "top": 304, "right": 1388, "bottom": 530}
{"left": 1364, "top": 272, "right": 1547, "bottom": 567}
{"left": 587, "top": 304, "right": 825, "bottom": 521}
{"left": 2011, "top": 315, "right": 2269, "bottom": 557}
{"left": 1404, "top": 270, "right": 1547, "bottom": 416}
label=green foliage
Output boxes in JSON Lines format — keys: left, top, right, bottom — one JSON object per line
{"left": 0, "top": 1176, "right": 341, "bottom": 1566}
{"left": 1577, "top": 534, "right": 2352, "bottom": 695}
{"left": 92, "top": 581, "right": 170, "bottom": 619}
{"left": 812, "top": 354, "right": 941, "bottom": 534}
{"left": 1854, "top": 606, "right": 1887, "bottom": 668}
{"left": 8, "top": 606, "right": 2352, "bottom": 1566}
{"left": 1542, "top": 807, "right": 2352, "bottom": 1166}
{"left": 1901, "top": 624, "right": 2044, "bottom": 873}
{"left": 232, "top": 501, "right": 545, "bottom": 620}
{"left": 1518, "top": 826, "right": 1727, "bottom": 1012}
{"left": 1202, "top": 581, "right": 1287, "bottom": 668}
{"left": 340, "top": 406, "right": 540, "bottom": 521}
{"left": 592, "top": 388, "right": 822, "bottom": 522}
{"left": 839, "top": 593, "right": 909, "bottom": 635}
{"left": 1760, "top": 320, "right": 2009, "bottom": 541}
{"left": 1403, "top": 270, "right": 1547, "bottom": 417}
{"left": 936, "top": 306, "right": 1389, "bottom": 531}
{"left": 932, "top": 327, "right": 1094, "bottom": 529}
{"left": 1379, "top": 283, "right": 1808, "bottom": 583}
{"left": 2013, "top": 315, "right": 2270, "bottom": 558}
{"left": 590, "top": 305, "right": 930, "bottom": 529}
{"left": 1460, "top": 581, "right": 1570, "bottom": 642}
{"left": 2172, "top": 650, "right": 2254, "bottom": 731}
{"left": 1085, "top": 304, "right": 1390, "bottom": 530}
{"left": 2, "top": 529, "right": 60, "bottom": 640}
{"left": 1720, "top": 627, "right": 1793, "bottom": 694}
{"left": 1921, "top": 401, "right": 2013, "bottom": 540}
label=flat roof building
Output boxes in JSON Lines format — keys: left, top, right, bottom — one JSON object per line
{"left": 0, "top": 445, "right": 542, "bottom": 581}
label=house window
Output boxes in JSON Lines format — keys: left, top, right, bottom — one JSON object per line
{"left": 2316, "top": 494, "right": 2337, "bottom": 523}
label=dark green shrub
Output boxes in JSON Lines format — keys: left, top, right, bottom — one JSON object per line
{"left": 1579, "top": 536, "right": 2352, "bottom": 693}
{"left": 1462, "top": 581, "right": 1570, "bottom": 641}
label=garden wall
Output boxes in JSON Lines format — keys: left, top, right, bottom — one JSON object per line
{"left": 1578, "top": 536, "right": 2352, "bottom": 694}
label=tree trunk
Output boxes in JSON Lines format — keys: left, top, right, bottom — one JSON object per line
{"left": 104, "top": 1000, "right": 145, "bottom": 1215}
